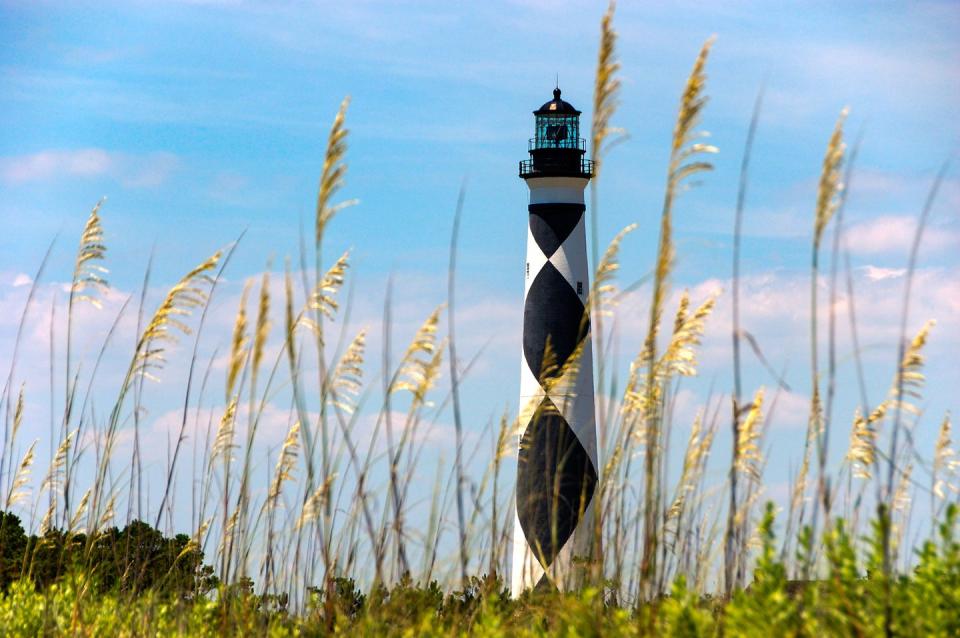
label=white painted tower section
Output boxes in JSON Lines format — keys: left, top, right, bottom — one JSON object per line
{"left": 511, "top": 175, "right": 598, "bottom": 594}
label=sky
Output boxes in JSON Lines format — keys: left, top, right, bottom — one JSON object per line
{"left": 0, "top": 0, "right": 958, "bottom": 542}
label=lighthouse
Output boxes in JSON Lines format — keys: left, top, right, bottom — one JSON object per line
{"left": 512, "top": 88, "right": 598, "bottom": 594}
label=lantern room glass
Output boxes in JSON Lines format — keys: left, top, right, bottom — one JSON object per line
{"left": 534, "top": 114, "right": 581, "bottom": 150}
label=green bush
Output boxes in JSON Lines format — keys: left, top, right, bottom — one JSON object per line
{"left": 0, "top": 512, "right": 216, "bottom": 599}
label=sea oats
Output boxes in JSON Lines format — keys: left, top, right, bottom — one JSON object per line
{"left": 211, "top": 396, "right": 239, "bottom": 464}
{"left": 805, "top": 107, "right": 848, "bottom": 541}
{"left": 666, "top": 411, "right": 715, "bottom": 527}
{"left": 735, "top": 388, "right": 765, "bottom": 483}
{"left": 284, "top": 266, "right": 296, "bottom": 352}
{"left": 97, "top": 492, "right": 117, "bottom": 529}
{"left": 316, "top": 98, "right": 357, "bottom": 246}
{"left": 639, "top": 37, "right": 723, "bottom": 591}
{"left": 813, "top": 109, "right": 848, "bottom": 250}
{"left": 218, "top": 509, "right": 240, "bottom": 560}
{"left": 39, "top": 503, "right": 55, "bottom": 535}
{"left": 591, "top": 1, "right": 623, "bottom": 177}
{"left": 645, "top": 37, "right": 717, "bottom": 370}
{"left": 310, "top": 249, "right": 350, "bottom": 322}
{"left": 890, "top": 319, "right": 934, "bottom": 417}
{"left": 933, "top": 413, "right": 958, "bottom": 499}
{"left": 5, "top": 439, "right": 36, "bottom": 508}
{"left": 132, "top": 250, "right": 222, "bottom": 382}
{"left": 70, "top": 199, "right": 109, "bottom": 308}
{"left": 252, "top": 269, "right": 271, "bottom": 377}
{"left": 226, "top": 279, "right": 251, "bottom": 402}
{"left": 392, "top": 305, "right": 445, "bottom": 402}
{"left": 11, "top": 383, "right": 23, "bottom": 444}
{"left": 494, "top": 412, "right": 516, "bottom": 461}
{"left": 846, "top": 401, "right": 887, "bottom": 480}
{"left": 659, "top": 292, "right": 717, "bottom": 378}
{"left": 41, "top": 428, "right": 75, "bottom": 494}
{"left": 267, "top": 421, "right": 300, "bottom": 506}
{"left": 893, "top": 462, "right": 913, "bottom": 514}
{"left": 788, "top": 447, "right": 811, "bottom": 528}
{"left": 69, "top": 487, "right": 91, "bottom": 532}
{"left": 297, "top": 475, "right": 336, "bottom": 531}
{"left": 330, "top": 329, "right": 366, "bottom": 414}
{"left": 621, "top": 359, "right": 650, "bottom": 423}
{"left": 588, "top": 224, "right": 636, "bottom": 319}
{"left": 847, "top": 410, "right": 876, "bottom": 480}
{"left": 177, "top": 517, "right": 212, "bottom": 562}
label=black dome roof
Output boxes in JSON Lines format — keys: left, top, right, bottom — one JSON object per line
{"left": 534, "top": 88, "right": 581, "bottom": 115}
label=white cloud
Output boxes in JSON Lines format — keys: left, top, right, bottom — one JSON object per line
{"left": 12, "top": 273, "right": 32, "bottom": 287}
{"left": 765, "top": 390, "right": 810, "bottom": 431}
{"left": 1, "top": 148, "right": 112, "bottom": 182}
{"left": 862, "top": 265, "right": 906, "bottom": 281}
{"left": 146, "top": 401, "right": 301, "bottom": 463}
{"left": 845, "top": 215, "right": 959, "bottom": 256}
{"left": 614, "top": 264, "right": 960, "bottom": 390}
{"left": 0, "top": 148, "right": 178, "bottom": 187}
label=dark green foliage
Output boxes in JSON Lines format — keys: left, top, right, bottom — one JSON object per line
{"left": 363, "top": 574, "right": 445, "bottom": 632}
{"left": 0, "top": 511, "right": 29, "bottom": 586}
{"left": 894, "top": 503, "right": 960, "bottom": 637}
{"left": 308, "top": 576, "right": 366, "bottom": 620}
{"left": 0, "top": 512, "right": 216, "bottom": 598}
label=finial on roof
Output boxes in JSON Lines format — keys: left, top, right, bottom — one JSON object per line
{"left": 553, "top": 87, "right": 561, "bottom": 100}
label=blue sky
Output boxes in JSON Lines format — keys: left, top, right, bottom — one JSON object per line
{"left": 1, "top": 0, "right": 958, "bottom": 536}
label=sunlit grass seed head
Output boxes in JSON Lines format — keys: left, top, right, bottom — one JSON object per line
{"left": 813, "top": 108, "right": 848, "bottom": 250}
{"left": 70, "top": 198, "right": 109, "bottom": 308}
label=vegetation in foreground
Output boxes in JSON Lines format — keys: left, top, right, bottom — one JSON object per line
{"left": 1, "top": 3, "right": 958, "bottom": 636}
{"left": 0, "top": 504, "right": 958, "bottom": 636}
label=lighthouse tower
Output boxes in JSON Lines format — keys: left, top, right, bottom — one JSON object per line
{"left": 512, "top": 88, "right": 598, "bottom": 594}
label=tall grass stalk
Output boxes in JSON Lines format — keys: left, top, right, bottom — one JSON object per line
{"left": 63, "top": 201, "right": 107, "bottom": 519}
{"left": 446, "top": 183, "right": 469, "bottom": 588}
{"left": 639, "top": 36, "right": 716, "bottom": 599}
{"left": 589, "top": 0, "right": 623, "bottom": 457}
{"left": 727, "top": 85, "right": 763, "bottom": 596}
{"left": 589, "top": 1, "right": 624, "bottom": 585}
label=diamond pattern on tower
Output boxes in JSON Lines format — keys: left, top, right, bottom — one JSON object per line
{"left": 523, "top": 261, "right": 590, "bottom": 381}
{"left": 516, "top": 396, "right": 598, "bottom": 570}
{"left": 515, "top": 202, "right": 597, "bottom": 587}
{"left": 528, "top": 204, "right": 585, "bottom": 258}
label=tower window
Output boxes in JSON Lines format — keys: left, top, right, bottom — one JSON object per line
{"left": 576, "top": 281, "right": 583, "bottom": 296}
{"left": 526, "top": 262, "right": 530, "bottom": 278}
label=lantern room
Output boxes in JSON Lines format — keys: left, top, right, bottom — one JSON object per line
{"left": 519, "top": 88, "right": 594, "bottom": 179}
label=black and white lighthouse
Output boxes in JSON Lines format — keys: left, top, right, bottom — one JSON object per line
{"left": 512, "top": 88, "right": 598, "bottom": 594}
